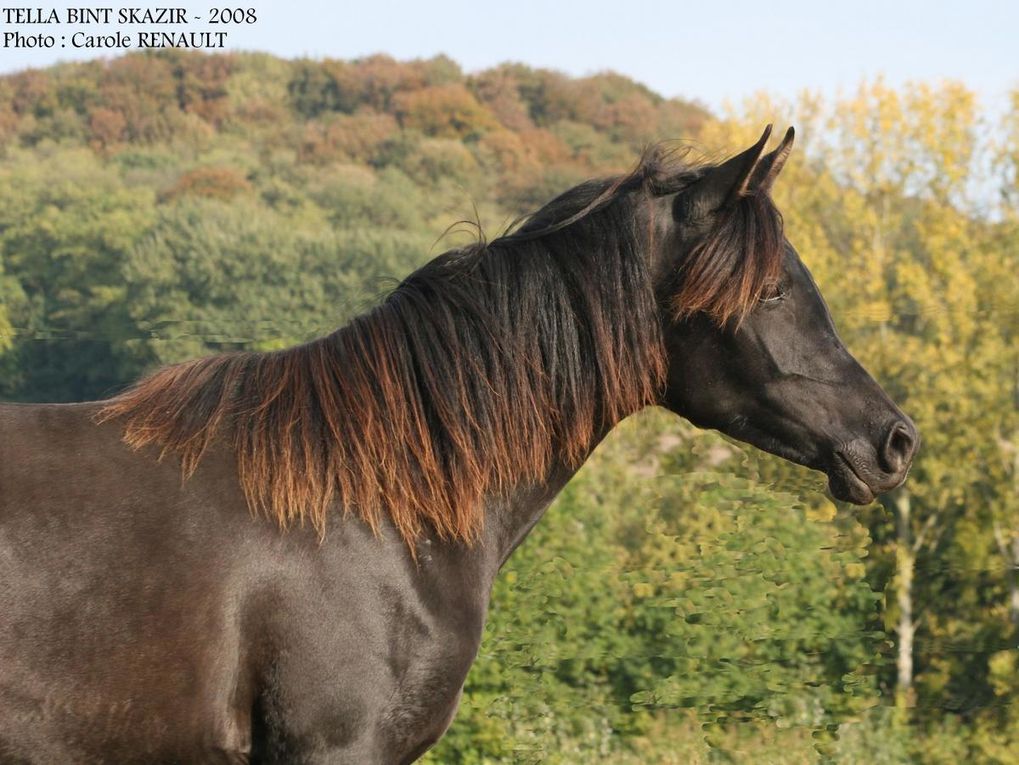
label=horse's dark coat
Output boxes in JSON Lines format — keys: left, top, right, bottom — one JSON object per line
{"left": 0, "top": 128, "right": 917, "bottom": 763}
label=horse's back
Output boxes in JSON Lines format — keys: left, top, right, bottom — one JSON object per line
{"left": 0, "top": 401, "right": 256, "bottom": 762}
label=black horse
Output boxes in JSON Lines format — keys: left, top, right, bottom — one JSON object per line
{"left": 0, "top": 127, "right": 917, "bottom": 763}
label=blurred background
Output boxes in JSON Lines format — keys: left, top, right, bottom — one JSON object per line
{"left": 0, "top": 2, "right": 1016, "bottom": 762}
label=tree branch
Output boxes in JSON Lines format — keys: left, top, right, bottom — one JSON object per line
{"left": 913, "top": 511, "right": 940, "bottom": 554}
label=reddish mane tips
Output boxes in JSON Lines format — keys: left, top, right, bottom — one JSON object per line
{"left": 672, "top": 191, "right": 785, "bottom": 326}
{"left": 98, "top": 146, "right": 785, "bottom": 547}
{"left": 98, "top": 173, "right": 667, "bottom": 547}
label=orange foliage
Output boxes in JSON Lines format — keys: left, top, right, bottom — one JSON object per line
{"left": 88, "top": 107, "right": 126, "bottom": 149}
{"left": 96, "top": 55, "right": 180, "bottom": 141}
{"left": 161, "top": 166, "right": 251, "bottom": 201}
{"left": 9, "top": 70, "right": 56, "bottom": 116}
{"left": 477, "top": 130, "right": 535, "bottom": 174}
{"left": 469, "top": 68, "right": 534, "bottom": 131}
{"left": 600, "top": 93, "right": 660, "bottom": 144}
{"left": 393, "top": 84, "right": 497, "bottom": 139}
{"left": 172, "top": 52, "right": 233, "bottom": 126}
{"left": 518, "top": 128, "right": 573, "bottom": 165}
{"left": 298, "top": 110, "right": 399, "bottom": 163}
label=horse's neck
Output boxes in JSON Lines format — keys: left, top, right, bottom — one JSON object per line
{"left": 474, "top": 429, "right": 611, "bottom": 576}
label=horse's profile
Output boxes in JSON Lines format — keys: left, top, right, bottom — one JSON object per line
{"left": 0, "top": 127, "right": 917, "bottom": 763}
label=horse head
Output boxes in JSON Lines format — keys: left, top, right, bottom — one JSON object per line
{"left": 655, "top": 126, "right": 918, "bottom": 503}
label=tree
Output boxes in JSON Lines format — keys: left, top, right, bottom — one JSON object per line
{"left": 711, "top": 82, "right": 1018, "bottom": 755}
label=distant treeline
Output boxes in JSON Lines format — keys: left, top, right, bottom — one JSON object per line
{"left": 0, "top": 50, "right": 707, "bottom": 402}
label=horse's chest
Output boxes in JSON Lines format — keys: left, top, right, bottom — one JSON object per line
{"left": 377, "top": 632, "right": 479, "bottom": 747}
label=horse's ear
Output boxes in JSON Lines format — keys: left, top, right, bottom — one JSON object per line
{"left": 688, "top": 125, "right": 772, "bottom": 215}
{"left": 749, "top": 126, "right": 795, "bottom": 193}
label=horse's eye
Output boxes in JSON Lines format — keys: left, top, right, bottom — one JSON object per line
{"left": 759, "top": 286, "right": 787, "bottom": 304}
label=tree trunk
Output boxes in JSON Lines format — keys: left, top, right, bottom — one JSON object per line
{"left": 1011, "top": 429, "right": 1019, "bottom": 630}
{"left": 993, "top": 522, "right": 1019, "bottom": 631}
{"left": 1010, "top": 536, "right": 1019, "bottom": 630}
{"left": 893, "top": 488, "right": 916, "bottom": 712}
{"left": 996, "top": 425, "right": 1019, "bottom": 632}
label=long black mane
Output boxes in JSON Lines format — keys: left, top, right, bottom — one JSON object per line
{"left": 100, "top": 146, "right": 782, "bottom": 545}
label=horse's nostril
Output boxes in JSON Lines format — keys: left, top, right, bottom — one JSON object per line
{"left": 881, "top": 421, "right": 918, "bottom": 474}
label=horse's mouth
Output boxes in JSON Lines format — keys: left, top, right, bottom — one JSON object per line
{"left": 827, "top": 452, "right": 875, "bottom": 505}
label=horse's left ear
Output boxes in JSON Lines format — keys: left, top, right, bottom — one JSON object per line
{"left": 749, "top": 126, "right": 795, "bottom": 193}
{"left": 684, "top": 125, "right": 772, "bottom": 216}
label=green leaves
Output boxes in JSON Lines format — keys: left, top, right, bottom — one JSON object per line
{"left": 626, "top": 474, "right": 881, "bottom": 728}
{"left": 425, "top": 418, "right": 882, "bottom": 762}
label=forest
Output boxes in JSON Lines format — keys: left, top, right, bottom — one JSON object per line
{"left": 0, "top": 51, "right": 1017, "bottom": 763}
